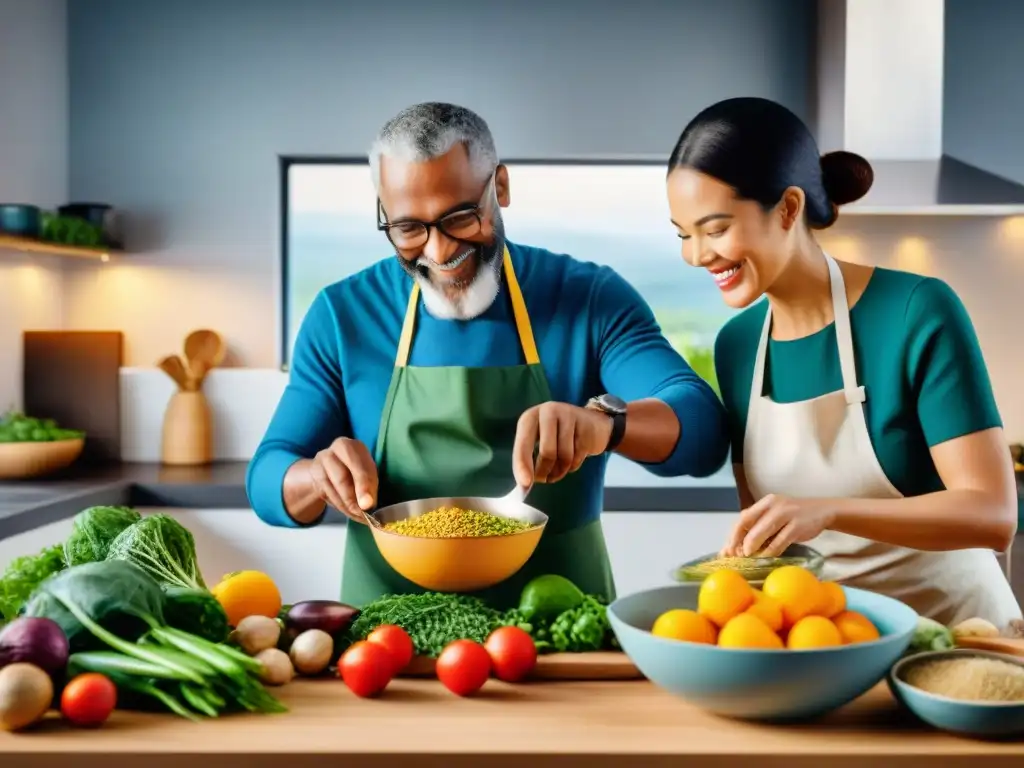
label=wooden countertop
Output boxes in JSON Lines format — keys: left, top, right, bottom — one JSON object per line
{"left": 2, "top": 678, "right": 1024, "bottom": 767}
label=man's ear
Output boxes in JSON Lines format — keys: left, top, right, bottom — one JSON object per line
{"left": 495, "top": 164, "right": 511, "bottom": 208}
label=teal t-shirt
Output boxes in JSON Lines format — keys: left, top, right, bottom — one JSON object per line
{"left": 713, "top": 267, "right": 1002, "bottom": 498}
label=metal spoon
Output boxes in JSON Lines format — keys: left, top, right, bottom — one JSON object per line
{"left": 487, "top": 480, "right": 534, "bottom": 519}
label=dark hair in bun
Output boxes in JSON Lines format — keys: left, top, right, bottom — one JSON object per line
{"left": 819, "top": 150, "right": 874, "bottom": 208}
{"left": 668, "top": 97, "right": 874, "bottom": 229}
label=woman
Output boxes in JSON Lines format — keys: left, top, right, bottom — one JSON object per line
{"left": 665, "top": 96, "right": 1020, "bottom": 629}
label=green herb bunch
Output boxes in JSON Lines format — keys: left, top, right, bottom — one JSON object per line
{"left": 347, "top": 589, "right": 618, "bottom": 658}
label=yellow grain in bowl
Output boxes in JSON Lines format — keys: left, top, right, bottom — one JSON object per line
{"left": 903, "top": 656, "right": 1024, "bottom": 702}
{"left": 382, "top": 506, "right": 533, "bottom": 538}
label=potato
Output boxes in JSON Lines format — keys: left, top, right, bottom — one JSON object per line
{"left": 289, "top": 629, "right": 333, "bottom": 675}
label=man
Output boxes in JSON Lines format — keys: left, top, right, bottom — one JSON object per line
{"left": 247, "top": 102, "right": 730, "bottom": 608}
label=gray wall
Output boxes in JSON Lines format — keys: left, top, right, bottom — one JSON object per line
{"left": 0, "top": 0, "right": 67, "bottom": 208}
{"left": 0, "top": 0, "right": 68, "bottom": 410}
{"left": 943, "top": 0, "right": 1024, "bottom": 184}
{"left": 64, "top": 0, "right": 815, "bottom": 368}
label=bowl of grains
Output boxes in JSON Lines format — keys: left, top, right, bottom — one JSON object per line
{"left": 671, "top": 543, "right": 826, "bottom": 586}
{"left": 889, "top": 648, "right": 1024, "bottom": 738}
{"left": 364, "top": 494, "right": 548, "bottom": 592}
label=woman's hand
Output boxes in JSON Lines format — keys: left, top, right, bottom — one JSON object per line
{"left": 721, "top": 494, "right": 835, "bottom": 558}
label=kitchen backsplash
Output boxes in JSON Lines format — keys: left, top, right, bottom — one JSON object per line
{"left": 120, "top": 367, "right": 284, "bottom": 461}
{"left": 0, "top": 254, "right": 63, "bottom": 414}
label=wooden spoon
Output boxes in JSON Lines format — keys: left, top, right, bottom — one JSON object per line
{"left": 158, "top": 355, "right": 190, "bottom": 390}
{"left": 183, "top": 329, "right": 225, "bottom": 389}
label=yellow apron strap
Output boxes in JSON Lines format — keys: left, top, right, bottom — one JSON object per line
{"left": 502, "top": 247, "right": 540, "bottom": 366}
{"left": 394, "top": 246, "right": 540, "bottom": 368}
{"left": 395, "top": 282, "right": 420, "bottom": 368}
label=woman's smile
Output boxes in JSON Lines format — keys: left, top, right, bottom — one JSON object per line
{"left": 710, "top": 261, "right": 745, "bottom": 291}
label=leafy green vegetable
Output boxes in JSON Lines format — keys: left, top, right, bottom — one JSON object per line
{"left": 20, "top": 559, "right": 166, "bottom": 652}
{"left": 348, "top": 583, "right": 619, "bottom": 657}
{"left": 162, "top": 585, "right": 229, "bottom": 643}
{"left": 105, "top": 513, "right": 207, "bottom": 590}
{"left": 545, "top": 596, "right": 613, "bottom": 652}
{"left": 0, "top": 544, "right": 66, "bottom": 622}
{"left": 22, "top": 559, "right": 284, "bottom": 719}
{"left": 347, "top": 592, "right": 531, "bottom": 658}
{"left": 906, "top": 616, "right": 955, "bottom": 655}
{"left": 63, "top": 505, "right": 142, "bottom": 566}
{"left": 0, "top": 410, "right": 84, "bottom": 443}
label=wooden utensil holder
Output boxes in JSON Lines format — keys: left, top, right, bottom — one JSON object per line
{"left": 161, "top": 390, "right": 213, "bottom": 466}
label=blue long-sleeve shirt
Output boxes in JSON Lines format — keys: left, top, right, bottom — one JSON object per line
{"left": 247, "top": 241, "right": 730, "bottom": 528}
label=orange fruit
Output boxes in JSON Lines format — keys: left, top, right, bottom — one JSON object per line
{"left": 210, "top": 570, "right": 282, "bottom": 627}
{"left": 832, "top": 610, "right": 881, "bottom": 644}
{"left": 697, "top": 569, "right": 755, "bottom": 627}
{"left": 745, "top": 590, "right": 784, "bottom": 633}
{"left": 717, "top": 613, "right": 784, "bottom": 649}
{"left": 650, "top": 609, "right": 718, "bottom": 644}
{"left": 762, "top": 565, "right": 823, "bottom": 629}
{"left": 817, "top": 581, "right": 846, "bottom": 618}
{"left": 786, "top": 616, "right": 843, "bottom": 649}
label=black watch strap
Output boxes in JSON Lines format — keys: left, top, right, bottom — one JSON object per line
{"left": 587, "top": 394, "right": 627, "bottom": 453}
{"left": 606, "top": 410, "right": 627, "bottom": 453}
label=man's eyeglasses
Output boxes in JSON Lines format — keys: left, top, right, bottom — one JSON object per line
{"left": 377, "top": 171, "right": 496, "bottom": 250}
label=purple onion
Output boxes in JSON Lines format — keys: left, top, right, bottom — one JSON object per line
{"left": 0, "top": 617, "right": 70, "bottom": 677}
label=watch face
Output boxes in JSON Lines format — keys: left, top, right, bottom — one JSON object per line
{"left": 595, "top": 394, "right": 627, "bottom": 414}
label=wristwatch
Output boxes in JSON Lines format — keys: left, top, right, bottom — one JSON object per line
{"left": 586, "top": 394, "right": 627, "bottom": 453}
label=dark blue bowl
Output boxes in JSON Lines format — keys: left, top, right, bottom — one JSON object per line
{"left": 608, "top": 583, "right": 917, "bottom": 722}
{"left": 890, "top": 649, "right": 1024, "bottom": 738}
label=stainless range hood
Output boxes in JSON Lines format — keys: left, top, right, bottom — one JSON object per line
{"left": 814, "top": 0, "right": 1024, "bottom": 215}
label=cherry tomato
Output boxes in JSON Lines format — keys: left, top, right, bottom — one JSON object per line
{"left": 435, "top": 639, "right": 491, "bottom": 696}
{"left": 367, "top": 624, "right": 414, "bottom": 674}
{"left": 61, "top": 673, "right": 117, "bottom": 727}
{"left": 484, "top": 626, "right": 537, "bottom": 682}
{"left": 339, "top": 640, "right": 394, "bottom": 698}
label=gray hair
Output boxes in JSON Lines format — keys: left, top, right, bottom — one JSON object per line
{"left": 368, "top": 102, "right": 499, "bottom": 190}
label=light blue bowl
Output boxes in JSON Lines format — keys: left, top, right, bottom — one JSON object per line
{"left": 608, "top": 583, "right": 917, "bottom": 722}
{"left": 889, "top": 649, "right": 1024, "bottom": 739}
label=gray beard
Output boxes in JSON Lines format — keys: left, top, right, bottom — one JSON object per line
{"left": 401, "top": 215, "right": 506, "bottom": 320}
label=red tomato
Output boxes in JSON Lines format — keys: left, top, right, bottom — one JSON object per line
{"left": 435, "top": 639, "right": 491, "bottom": 696}
{"left": 61, "top": 673, "right": 117, "bottom": 727}
{"left": 339, "top": 641, "right": 394, "bottom": 698}
{"left": 367, "top": 624, "right": 414, "bottom": 674}
{"left": 484, "top": 626, "right": 537, "bottom": 682}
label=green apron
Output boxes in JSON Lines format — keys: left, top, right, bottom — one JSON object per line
{"left": 340, "top": 247, "right": 616, "bottom": 610}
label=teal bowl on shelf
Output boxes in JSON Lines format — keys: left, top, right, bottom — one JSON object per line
{"left": 889, "top": 649, "right": 1024, "bottom": 739}
{"left": 607, "top": 584, "right": 917, "bottom": 722}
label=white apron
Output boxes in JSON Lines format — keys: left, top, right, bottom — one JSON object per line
{"left": 742, "top": 254, "right": 1021, "bottom": 630}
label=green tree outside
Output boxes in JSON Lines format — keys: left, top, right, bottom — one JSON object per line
{"left": 652, "top": 307, "right": 723, "bottom": 398}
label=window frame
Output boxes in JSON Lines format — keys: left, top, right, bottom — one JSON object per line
{"left": 278, "top": 155, "right": 739, "bottom": 513}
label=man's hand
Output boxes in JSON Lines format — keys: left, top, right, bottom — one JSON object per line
{"left": 721, "top": 494, "right": 835, "bottom": 558}
{"left": 513, "top": 402, "right": 613, "bottom": 487}
{"left": 307, "top": 437, "right": 379, "bottom": 523}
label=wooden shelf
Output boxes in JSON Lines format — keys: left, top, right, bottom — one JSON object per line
{"left": 0, "top": 233, "right": 121, "bottom": 261}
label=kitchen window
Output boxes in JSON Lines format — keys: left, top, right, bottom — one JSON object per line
{"left": 281, "top": 158, "right": 739, "bottom": 508}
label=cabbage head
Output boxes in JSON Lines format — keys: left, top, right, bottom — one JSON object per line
{"left": 63, "top": 505, "right": 142, "bottom": 566}
{"left": 105, "top": 513, "right": 207, "bottom": 590}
